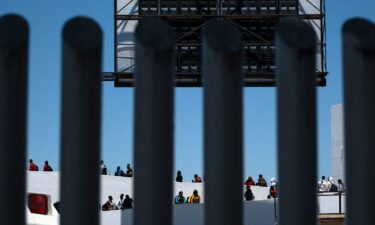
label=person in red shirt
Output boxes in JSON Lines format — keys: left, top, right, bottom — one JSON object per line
{"left": 244, "top": 176, "right": 255, "bottom": 186}
{"left": 29, "top": 159, "right": 39, "bottom": 171}
{"left": 43, "top": 161, "right": 53, "bottom": 171}
{"left": 192, "top": 174, "right": 202, "bottom": 183}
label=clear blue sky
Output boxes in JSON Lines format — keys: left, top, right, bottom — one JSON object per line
{"left": 1, "top": 0, "right": 374, "bottom": 181}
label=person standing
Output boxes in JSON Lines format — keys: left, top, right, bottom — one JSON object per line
{"left": 29, "top": 159, "right": 39, "bottom": 171}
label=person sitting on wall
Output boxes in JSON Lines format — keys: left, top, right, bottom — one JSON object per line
{"left": 102, "top": 196, "right": 115, "bottom": 211}
{"left": 192, "top": 174, "right": 202, "bottom": 183}
{"left": 186, "top": 190, "right": 201, "bottom": 203}
{"left": 244, "top": 176, "right": 255, "bottom": 186}
{"left": 317, "top": 176, "right": 328, "bottom": 192}
{"left": 43, "top": 161, "right": 53, "bottom": 172}
{"left": 116, "top": 194, "right": 125, "bottom": 210}
{"left": 125, "top": 163, "right": 133, "bottom": 177}
{"left": 100, "top": 160, "right": 107, "bottom": 175}
{"left": 29, "top": 159, "right": 39, "bottom": 171}
{"left": 176, "top": 170, "right": 183, "bottom": 182}
{"left": 256, "top": 174, "right": 268, "bottom": 187}
{"left": 244, "top": 185, "right": 255, "bottom": 201}
{"left": 175, "top": 191, "right": 186, "bottom": 204}
{"left": 327, "top": 177, "right": 338, "bottom": 192}
{"left": 114, "top": 166, "right": 125, "bottom": 176}
{"left": 123, "top": 195, "right": 134, "bottom": 209}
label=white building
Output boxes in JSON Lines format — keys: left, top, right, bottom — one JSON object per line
{"left": 331, "top": 104, "right": 345, "bottom": 182}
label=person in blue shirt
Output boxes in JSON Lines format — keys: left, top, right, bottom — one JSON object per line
{"left": 175, "top": 191, "right": 185, "bottom": 204}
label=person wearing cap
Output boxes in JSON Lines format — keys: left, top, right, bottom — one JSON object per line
{"left": 102, "top": 196, "right": 115, "bottom": 211}
{"left": 267, "top": 178, "right": 278, "bottom": 198}
{"left": 175, "top": 191, "right": 186, "bottom": 204}
{"left": 116, "top": 194, "right": 125, "bottom": 210}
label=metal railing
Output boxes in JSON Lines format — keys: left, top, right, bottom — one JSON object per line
{"left": 1, "top": 13, "right": 375, "bottom": 225}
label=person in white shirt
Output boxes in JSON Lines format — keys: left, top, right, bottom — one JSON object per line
{"left": 317, "top": 176, "right": 328, "bottom": 192}
{"left": 116, "top": 194, "right": 125, "bottom": 210}
{"left": 337, "top": 179, "right": 346, "bottom": 192}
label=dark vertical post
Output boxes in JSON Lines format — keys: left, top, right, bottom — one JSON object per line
{"left": 60, "top": 17, "right": 102, "bottom": 225}
{"left": 203, "top": 20, "right": 243, "bottom": 225}
{"left": 339, "top": 192, "right": 342, "bottom": 214}
{"left": 343, "top": 18, "right": 375, "bottom": 225}
{"left": 0, "top": 14, "right": 28, "bottom": 225}
{"left": 134, "top": 18, "right": 174, "bottom": 225}
{"left": 276, "top": 18, "right": 317, "bottom": 225}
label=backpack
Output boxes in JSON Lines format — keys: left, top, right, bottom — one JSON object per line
{"left": 46, "top": 165, "right": 53, "bottom": 171}
{"left": 330, "top": 183, "right": 338, "bottom": 192}
{"left": 35, "top": 165, "right": 39, "bottom": 171}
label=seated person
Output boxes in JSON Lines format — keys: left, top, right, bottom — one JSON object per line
{"left": 125, "top": 164, "right": 133, "bottom": 177}
{"left": 244, "top": 176, "right": 255, "bottom": 186}
{"left": 192, "top": 174, "right": 202, "bottom": 183}
{"left": 116, "top": 194, "right": 125, "bottom": 210}
{"left": 186, "top": 190, "right": 201, "bottom": 203}
{"left": 244, "top": 185, "right": 255, "bottom": 201}
{"left": 176, "top": 170, "right": 183, "bottom": 182}
{"left": 123, "top": 195, "right": 134, "bottom": 209}
{"left": 114, "top": 166, "right": 125, "bottom": 176}
{"left": 175, "top": 191, "right": 186, "bottom": 204}
{"left": 256, "top": 174, "right": 268, "bottom": 187}
{"left": 102, "top": 196, "right": 115, "bottom": 211}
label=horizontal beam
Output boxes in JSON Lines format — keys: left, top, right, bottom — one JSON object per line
{"left": 101, "top": 72, "right": 327, "bottom": 87}
{"left": 115, "top": 14, "right": 324, "bottom": 21}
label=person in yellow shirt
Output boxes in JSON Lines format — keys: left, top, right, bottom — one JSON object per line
{"left": 186, "top": 190, "right": 201, "bottom": 203}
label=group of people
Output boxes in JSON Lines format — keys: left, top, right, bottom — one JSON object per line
{"left": 243, "top": 174, "right": 279, "bottom": 200}
{"left": 317, "top": 176, "right": 345, "bottom": 192}
{"left": 102, "top": 194, "right": 134, "bottom": 211}
{"left": 28, "top": 159, "right": 53, "bottom": 172}
{"left": 175, "top": 171, "right": 203, "bottom": 183}
{"left": 100, "top": 160, "right": 133, "bottom": 177}
{"left": 174, "top": 190, "right": 201, "bottom": 204}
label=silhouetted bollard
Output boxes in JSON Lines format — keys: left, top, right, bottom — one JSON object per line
{"left": 134, "top": 19, "right": 174, "bottom": 225}
{"left": 0, "top": 14, "right": 29, "bottom": 225}
{"left": 203, "top": 20, "right": 244, "bottom": 225}
{"left": 343, "top": 18, "right": 375, "bottom": 225}
{"left": 60, "top": 17, "right": 102, "bottom": 225}
{"left": 276, "top": 18, "right": 317, "bottom": 225}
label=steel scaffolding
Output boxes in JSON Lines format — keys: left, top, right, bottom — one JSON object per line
{"left": 103, "top": 0, "right": 327, "bottom": 87}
